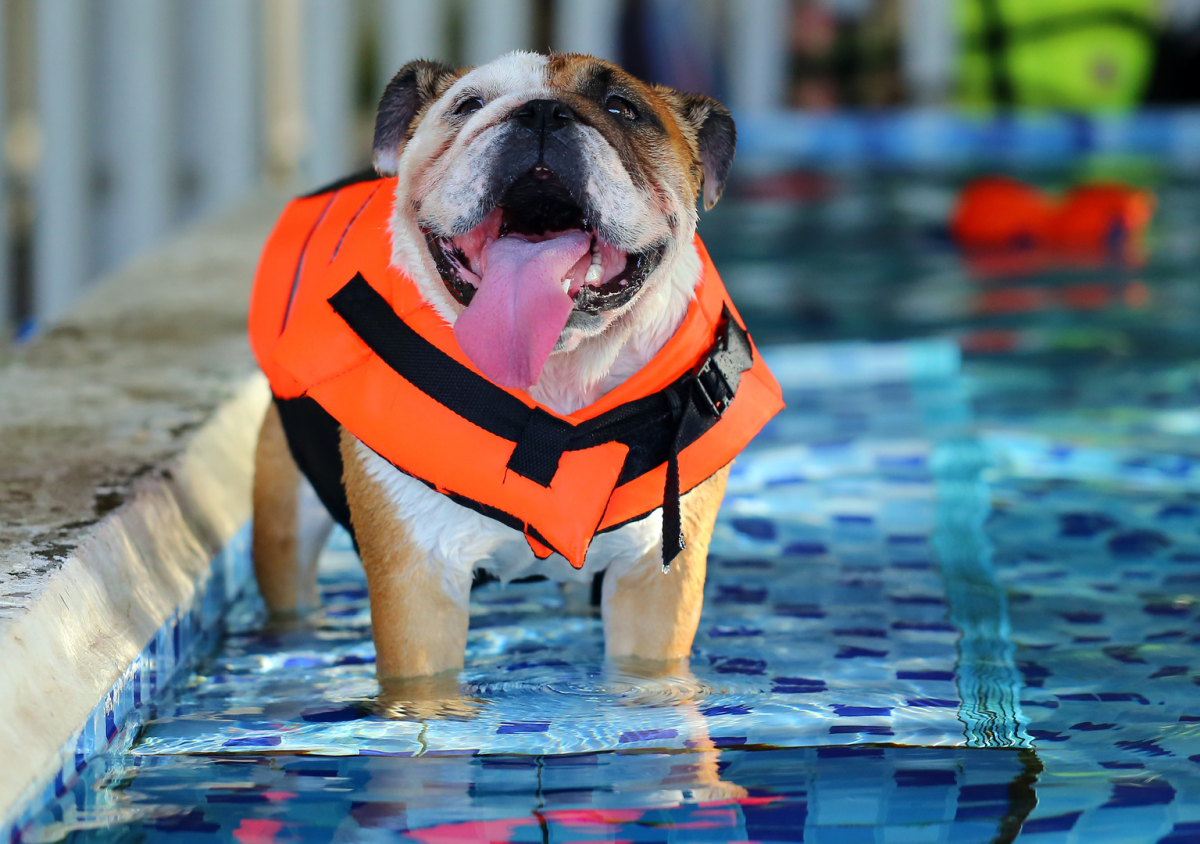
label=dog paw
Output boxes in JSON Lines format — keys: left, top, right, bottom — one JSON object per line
{"left": 609, "top": 658, "right": 714, "bottom": 707}
{"left": 374, "top": 674, "right": 486, "bottom": 722}
{"left": 686, "top": 782, "right": 751, "bottom": 803}
{"left": 374, "top": 695, "right": 485, "bottom": 722}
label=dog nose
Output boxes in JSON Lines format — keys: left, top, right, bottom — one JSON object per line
{"left": 516, "top": 99, "right": 576, "bottom": 133}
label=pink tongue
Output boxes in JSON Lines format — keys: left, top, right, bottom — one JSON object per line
{"left": 454, "top": 231, "right": 591, "bottom": 390}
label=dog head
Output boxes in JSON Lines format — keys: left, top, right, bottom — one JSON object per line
{"left": 374, "top": 52, "right": 735, "bottom": 391}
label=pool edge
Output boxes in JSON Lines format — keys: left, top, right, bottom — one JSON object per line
{"left": 0, "top": 375, "right": 269, "bottom": 839}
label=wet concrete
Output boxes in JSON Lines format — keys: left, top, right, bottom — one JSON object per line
{"left": 0, "top": 194, "right": 285, "bottom": 822}
{"left": 0, "top": 195, "right": 282, "bottom": 615}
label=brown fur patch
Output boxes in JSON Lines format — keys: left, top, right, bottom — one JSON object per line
{"left": 339, "top": 428, "right": 470, "bottom": 680}
{"left": 545, "top": 54, "right": 705, "bottom": 213}
{"left": 252, "top": 403, "right": 320, "bottom": 613}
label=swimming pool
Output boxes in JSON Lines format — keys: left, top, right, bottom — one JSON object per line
{"left": 20, "top": 166, "right": 1200, "bottom": 843}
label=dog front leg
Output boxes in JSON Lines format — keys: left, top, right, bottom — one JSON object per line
{"left": 252, "top": 402, "right": 333, "bottom": 615}
{"left": 602, "top": 464, "right": 730, "bottom": 661}
{"left": 340, "top": 429, "right": 471, "bottom": 680}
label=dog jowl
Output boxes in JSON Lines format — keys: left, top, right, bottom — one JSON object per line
{"left": 249, "top": 52, "right": 781, "bottom": 691}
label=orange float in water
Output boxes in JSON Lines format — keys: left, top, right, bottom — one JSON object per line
{"left": 951, "top": 177, "right": 1155, "bottom": 270}
{"left": 950, "top": 176, "right": 1056, "bottom": 251}
{"left": 1050, "top": 184, "right": 1156, "bottom": 258}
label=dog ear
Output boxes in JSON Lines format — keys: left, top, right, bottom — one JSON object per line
{"left": 670, "top": 92, "right": 737, "bottom": 210}
{"left": 373, "top": 60, "right": 461, "bottom": 175}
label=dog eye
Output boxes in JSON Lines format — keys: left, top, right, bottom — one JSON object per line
{"left": 454, "top": 97, "right": 484, "bottom": 116}
{"left": 605, "top": 95, "right": 638, "bottom": 121}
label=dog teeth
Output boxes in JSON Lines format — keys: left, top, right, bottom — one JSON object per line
{"left": 562, "top": 275, "right": 571, "bottom": 293}
{"left": 584, "top": 246, "right": 603, "bottom": 285}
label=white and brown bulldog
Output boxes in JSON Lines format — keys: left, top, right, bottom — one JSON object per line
{"left": 251, "top": 51, "right": 753, "bottom": 687}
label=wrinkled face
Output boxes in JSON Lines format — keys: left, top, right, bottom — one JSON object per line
{"left": 374, "top": 52, "right": 735, "bottom": 390}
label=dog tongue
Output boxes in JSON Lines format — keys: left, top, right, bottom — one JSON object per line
{"left": 454, "top": 230, "right": 591, "bottom": 390}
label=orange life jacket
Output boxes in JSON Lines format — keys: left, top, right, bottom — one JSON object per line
{"left": 249, "top": 173, "right": 784, "bottom": 569}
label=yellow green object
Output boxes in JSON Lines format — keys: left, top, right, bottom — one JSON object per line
{"left": 958, "top": 0, "right": 1158, "bottom": 111}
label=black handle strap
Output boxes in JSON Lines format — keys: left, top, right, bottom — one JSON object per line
{"left": 661, "top": 388, "right": 688, "bottom": 570}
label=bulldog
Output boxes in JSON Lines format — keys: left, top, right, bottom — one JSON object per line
{"left": 250, "top": 52, "right": 779, "bottom": 687}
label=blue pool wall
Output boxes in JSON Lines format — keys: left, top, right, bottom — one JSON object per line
{"left": 2, "top": 525, "right": 254, "bottom": 843}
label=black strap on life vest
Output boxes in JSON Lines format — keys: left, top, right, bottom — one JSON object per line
{"left": 327, "top": 272, "right": 753, "bottom": 570}
{"left": 300, "top": 167, "right": 382, "bottom": 199}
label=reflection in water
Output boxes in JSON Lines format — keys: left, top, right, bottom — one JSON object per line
{"left": 32, "top": 743, "right": 1057, "bottom": 842}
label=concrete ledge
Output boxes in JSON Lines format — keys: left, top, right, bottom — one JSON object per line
{"left": 0, "top": 196, "right": 283, "bottom": 826}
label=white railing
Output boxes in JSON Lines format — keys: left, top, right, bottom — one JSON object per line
{"left": 4, "top": 0, "right": 954, "bottom": 338}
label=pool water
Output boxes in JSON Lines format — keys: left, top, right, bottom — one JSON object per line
{"left": 22, "top": 168, "right": 1200, "bottom": 843}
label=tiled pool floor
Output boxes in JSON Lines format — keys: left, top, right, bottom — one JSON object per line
{"left": 21, "top": 170, "right": 1200, "bottom": 842}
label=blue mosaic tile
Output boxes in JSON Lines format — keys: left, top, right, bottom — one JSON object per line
{"left": 3, "top": 524, "right": 252, "bottom": 842}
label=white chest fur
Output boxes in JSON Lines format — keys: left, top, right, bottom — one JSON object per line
{"left": 351, "top": 438, "right": 664, "bottom": 610}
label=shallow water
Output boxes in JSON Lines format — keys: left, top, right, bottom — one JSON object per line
{"left": 21, "top": 168, "right": 1200, "bottom": 842}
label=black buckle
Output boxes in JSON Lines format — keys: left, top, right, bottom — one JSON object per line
{"left": 690, "top": 310, "right": 754, "bottom": 419}
{"left": 694, "top": 356, "right": 734, "bottom": 417}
